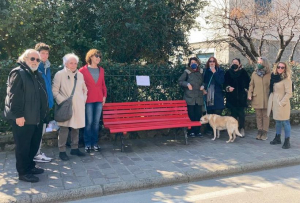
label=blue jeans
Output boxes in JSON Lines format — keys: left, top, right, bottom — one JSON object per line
{"left": 275, "top": 120, "right": 291, "bottom": 138}
{"left": 84, "top": 102, "right": 103, "bottom": 147}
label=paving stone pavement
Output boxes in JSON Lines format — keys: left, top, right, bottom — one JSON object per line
{"left": 1, "top": 125, "right": 300, "bottom": 203}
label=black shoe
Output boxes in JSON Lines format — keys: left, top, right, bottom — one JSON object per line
{"left": 282, "top": 137, "right": 291, "bottom": 149}
{"left": 19, "top": 174, "right": 39, "bottom": 183}
{"left": 270, "top": 134, "right": 281, "bottom": 145}
{"left": 59, "top": 152, "right": 69, "bottom": 161}
{"left": 31, "top": 167, "right": 44, "bottom": 174}
{"left": 70, "top": 149, "right": 86, "bottom": 156}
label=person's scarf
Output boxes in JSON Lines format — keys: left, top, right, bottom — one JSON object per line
{"left": 270, "top": 73, "right": 282, "bottom": 94}
{"left": 256, "top": 68, "right": 266, "bottom": 77}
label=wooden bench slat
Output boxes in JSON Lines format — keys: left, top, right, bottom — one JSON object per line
{"left": 103, "top": 103, "right": 187, "bottom": 110}
{"left": 108, "top": 121, "right": 201, "bottom": 134}
{"left": 104, "top": 100, "right": 186, "bottom": 107}
{"left": 103, "top": 107, "right": 187, "bottom": 115}
{"left": 103, "top": 111, "right": 188, "bottom": 119}
{"left": 104, "top": 117, "right": 190, "bottom": 126}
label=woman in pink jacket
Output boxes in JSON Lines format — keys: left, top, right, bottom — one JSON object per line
{"left": 79, "top": 49, "right": 107, "bottom": 153}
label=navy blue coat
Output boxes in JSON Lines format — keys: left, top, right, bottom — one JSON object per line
{"left": 203, "top": 67, "right": 225, "bottom": 110}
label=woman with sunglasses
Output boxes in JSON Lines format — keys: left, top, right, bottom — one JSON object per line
{"left": 3, "top": 49, "right": 48, "bottom": 182}
{"left": 248, "top": 57, "right": 271, "bottom": 141}
{"left": 224, "top": 58, "right": 250, "bottom": 137}
{"left": 79, "top": 49, "right": 107, "bottom": 153}
{"left": 203, "top": 57, "right": 225, "bottom": 134}
{"left": 267, "top": 62, "right": 293, "bottom": 149}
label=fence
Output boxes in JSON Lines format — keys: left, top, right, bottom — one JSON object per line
{"left": 0, "top": 61, "right": 299, "bottom": 133}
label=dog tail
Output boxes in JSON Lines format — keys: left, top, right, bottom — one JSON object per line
{"left": 235, "top": 128, "right": 243, "bottom": 137}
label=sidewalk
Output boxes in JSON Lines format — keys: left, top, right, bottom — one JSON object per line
{"left": 1, "top": 125, "right": 300, "bottom": 203}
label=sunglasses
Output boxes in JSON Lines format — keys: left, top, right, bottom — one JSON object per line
{"left": 94, "top": 54, "right": 101, "bottom": 58}
{"left": 277, "top": 66, "right": 285, "bottom": 70}
{"left": 209, "top": 60, "right": 215, "bottom": 63}
{"left": 30, "top": 57, "right": 40, "bottom": 62}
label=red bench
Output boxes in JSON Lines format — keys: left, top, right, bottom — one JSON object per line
{"left": 103, "top": 100, "right": 201, "bottom": 152}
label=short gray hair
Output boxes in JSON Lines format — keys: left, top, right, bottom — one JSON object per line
{"left": 18, "top": 49, "right": 40, "bottom": 63}
{"left": 63, "top": 53, "right": 79, "bottom": 66}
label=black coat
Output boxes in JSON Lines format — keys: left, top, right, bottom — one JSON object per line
{"left": 224, "top": 68, "right": 250, "bottom": 108}
{"left": 3, "top": 62, "right": 49, "bottom": 124}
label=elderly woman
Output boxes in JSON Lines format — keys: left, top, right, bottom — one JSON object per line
{"left": 52, "top": 53, "right": 87, "bottom": 161}
{"left": 79, "top": 49, "right": 107, "bottom": 153}
{"left": 3, "top": 49, "right": 48, "bottom": 182}
{"left": 268, "top": 62, "right": 293, "bottom": 149}
{"left": 248, "top": 57, "right": 271, "bottom": 141}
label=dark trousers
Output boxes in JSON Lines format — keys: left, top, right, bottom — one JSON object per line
{"left": 12, "top": 122, "right": 43, "bottom": 176}
{"left": 230, "top": 107, "right": 245, "bottom": 129}
{"left": 206, "top": 109, "right": 223, "bottom": 132}
{"left": 187, "top": 104, "right": 202, "bottom": 134}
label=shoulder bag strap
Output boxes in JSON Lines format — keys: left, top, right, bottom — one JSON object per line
{"left": 70, "top": 73, "right": 78, "bottom": 97}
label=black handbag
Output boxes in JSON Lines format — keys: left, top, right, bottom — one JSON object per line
{"left": 54, "top": 73, "right": 77, "bottom": 122}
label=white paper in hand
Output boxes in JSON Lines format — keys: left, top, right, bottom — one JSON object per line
{"left": 136, "top": 76, "right": 150, "bottom": 86}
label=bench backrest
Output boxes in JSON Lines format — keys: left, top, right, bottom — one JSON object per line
{"left": 103, "top": 100, "right": 189, "bottom": 126}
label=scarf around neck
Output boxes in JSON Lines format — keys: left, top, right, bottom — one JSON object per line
{"left": 270, "top": 73, "right": 282, "bottom": 94}
{"left": 256, "top": 68, "right": 266, "bottom": 77}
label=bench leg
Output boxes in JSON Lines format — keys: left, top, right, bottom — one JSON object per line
{"left": 114, "top": 133, "right": 125, "bottom": 152}
{"left": 184, "top": 128, "right": 188, "bottom": 145}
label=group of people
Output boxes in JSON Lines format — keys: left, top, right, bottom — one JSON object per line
{"left": 2, "top": 44, "right": 293, "bottom": 183}
{"left": 179, "top": 56, "right": 293, "bottom": 149}
{"left": 3, "top": 43, "right": 107, "bottom": 183}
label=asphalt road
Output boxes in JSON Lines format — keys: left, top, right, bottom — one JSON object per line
{"left": 70, "top": 164, "right": 300, "bottom": 203}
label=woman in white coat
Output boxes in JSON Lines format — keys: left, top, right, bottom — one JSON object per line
{"left": 52, "top": 53, "right": 87, "bottom": 160}
{"left": 267, "top": 62, "right": 293, "bottom": 149}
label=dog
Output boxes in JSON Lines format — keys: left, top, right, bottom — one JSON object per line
{"left": 200, "top": 114, "right": 243, "bottom": 143}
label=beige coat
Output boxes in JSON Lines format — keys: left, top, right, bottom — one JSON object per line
{"left": 248, "top": 71, "right": 271, "bottom": 109}
{"left": 267, "top": 78, "right": 292, "bottom": 120}
{"left": 52, "top": 67, "right": 87, "bottom": 129}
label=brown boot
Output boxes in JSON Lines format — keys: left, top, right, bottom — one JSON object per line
{"left": 256, "top": 130, "right": 262, "bottom": 140}
{"left": 260, "top": 130, "right": 268, "bottom": 141}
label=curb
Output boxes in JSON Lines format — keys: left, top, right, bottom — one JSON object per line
{"left": 7, "top": 155, "right": 300, "bottom": 203}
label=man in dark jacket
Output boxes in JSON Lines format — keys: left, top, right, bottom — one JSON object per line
{"left": 3, "top": 49, "right": 49, "bottom": 182}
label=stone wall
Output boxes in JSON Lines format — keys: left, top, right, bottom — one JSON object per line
{"left": 1, "top": 110, "right": 299, "bottom": 151}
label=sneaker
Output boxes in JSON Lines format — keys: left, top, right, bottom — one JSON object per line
{"left": 189, "top": 133, "right": 196, "bottom": 138}
{"left": 196, "top": 133, "right": 203, "bottom": 137}
{"left": 93, "top": 145, "right": 101, "bottom": 152}
{"left": 33, "top": 153, "right": 52, "bottom": 163}
{"left": 85, "top": 146, "right": 91, "bottom": 153}
{"left": 240, "top": 128, "right": 245, "bottom": 138}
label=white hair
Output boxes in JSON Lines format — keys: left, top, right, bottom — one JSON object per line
{"left": 63, "top": 53, "right": 79, "bottom": 66}
{"left": 18, "top": 49, "right": 40, "bottom": 63}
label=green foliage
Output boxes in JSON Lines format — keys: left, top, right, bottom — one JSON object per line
{"left": 0, "top": 0, "right": 207, "bottom": 63}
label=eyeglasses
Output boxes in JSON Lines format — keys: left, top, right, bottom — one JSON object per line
{"left": 209, "top": 60, "right": 215, "bottom": 63}
{"left": 277, "top": 66, "right": 285, "bottom": 70}
{"left": 30, "top": 57, "right": 40, "bottom": 62}
{"left": 94, "top": 54, "right": 101, "bottom": 58}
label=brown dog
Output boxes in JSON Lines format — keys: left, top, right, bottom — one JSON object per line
{"left": 200, "top": 114, "right": 243, "bottom": 143}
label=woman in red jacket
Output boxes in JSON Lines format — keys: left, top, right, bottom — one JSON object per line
{"left": 79, "top": 49, "right": 107, "bottom": 153}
